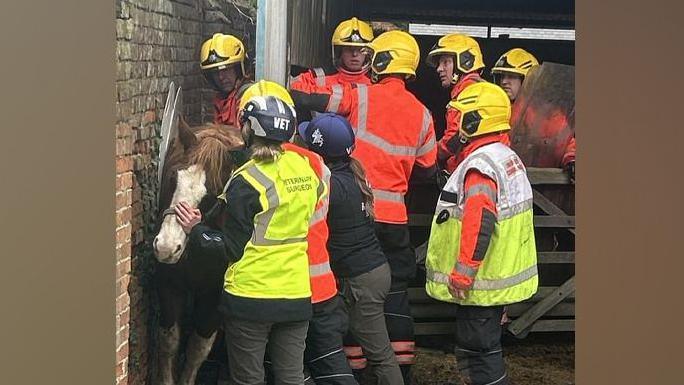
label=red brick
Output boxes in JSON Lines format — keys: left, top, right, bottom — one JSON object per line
{"left": 115, "top": 359, "right": 127, "bottom": 379}
{"left": 116, "top": 138, "right": 134, "bottom": 156}
{"left": 142, "top": 110, "right": 156, "bottom": 124}
{"left": 116, "top": 207, "right": 132, "bottom": 228}
{"left": 116, "top": 241, "right": 132, "bottom": 261}
{"left": 116, "top": 224, "right": 131, "bottom": 245}
{"left": 116, "top": 341, "right": 129, "bottom": 363}
{"left": 117, "top": 307, "right": 131, "bottom": 330}
{"left": 116, "top": 258, "right": 132, "bottom": 279}
{"left": 116, "top": 293, "right": 130, "bottom": 315}
{"left": 132, "top": 202, "right": 143, "bottom": 217}
{"left": 116, "top": 157, "right": 134, "bottom": 173}
{"left": 116, "top": 122, "right": 133, "bottom": 139}
{"left": 116, "top": 190, "right": 133, "bottom": 210}
{"left": 116, "top": 274, "right": 131, "bottom": 297}
{"left": 116, "top": 324, "right": 130, "bottom": 347}
{"left": 132, "top": 187, "right": 142, "bottom": 203}
{"left": 116, "top": 172, "right": 133, "bottom": 191}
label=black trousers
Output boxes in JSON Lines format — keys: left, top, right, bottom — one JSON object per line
{"left": 374, "top": 222, "right": 416, "bottom": 385}
{"left": 305, "top": 295, "right": 357, "bottom": 385}
{"left": 453, "top": 305, "right": 509, "bottom": 385}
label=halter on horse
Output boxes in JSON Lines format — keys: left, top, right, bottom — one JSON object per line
{"left": 153, "top": 114, "right": 244, "bottom": 385}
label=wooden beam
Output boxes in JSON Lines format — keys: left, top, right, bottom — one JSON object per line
{"left": 507, "top": 276, "right": 575, "bottom": 336}
{"left": 411, "top": 302, "right": 574, "bottom": 319}
{"left": 414, "top": 318, "right": 574, "bottom": 336}
{"left": 529, "top": 319, "right": 575, "bottom": 332}
{"left": 538, "top": 252, "right": 575, "bottom": 263}
{"left": 527, "top": 167, "right": 570, "bottom": 185}
{"left": 534, "top": 216, "right": 575, "bottom": 228}
{"left": 533, "top": 189, "right": 576, "bottom": 235}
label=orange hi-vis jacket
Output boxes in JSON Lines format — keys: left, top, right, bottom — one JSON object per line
{"left": 213, "top": 79, "right": 251, "bottom": 126}
{"left": 311, "top": 76, "right": 437, "bottom": 224}
{"left": 282, "top": 143, "right": 337, "bottom": 304}
{"left": 439, "top": 72, "right": 484, "bottom": 174}
{"left": 290, "top": 67, "right": 371, "bottom": 93}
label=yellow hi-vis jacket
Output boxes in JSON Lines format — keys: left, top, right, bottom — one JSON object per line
{"left": 425, "top": 142, "right": 538, "bottom": 306}
{"left": 223, "top": 150, "right": 325, "bottom": 300}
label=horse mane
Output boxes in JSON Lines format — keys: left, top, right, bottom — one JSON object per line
{"left": 187, "top": 124, "right": 244, "bottom": 195}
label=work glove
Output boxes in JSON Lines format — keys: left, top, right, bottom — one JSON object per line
{"left": 565, "top": 161, "right": 575, "bottom": 184}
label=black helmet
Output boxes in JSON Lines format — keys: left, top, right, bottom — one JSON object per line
{"left": 240, "top": 95, "right": 297, "bottom": 143}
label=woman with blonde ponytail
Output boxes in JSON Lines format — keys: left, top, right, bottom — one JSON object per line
{"left": 299, "top": 113, "right": 404, "bottom": 385}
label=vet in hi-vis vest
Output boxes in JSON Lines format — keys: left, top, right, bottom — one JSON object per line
{"left": 223, "top": 150, "right": 326, "bottom": 300}
{"left": 425, "top": 142, "right": 538, "bottom": 306}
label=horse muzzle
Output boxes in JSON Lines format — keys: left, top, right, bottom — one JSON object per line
{"left": 153, "top": 235, "right": 187, "bottom": 264}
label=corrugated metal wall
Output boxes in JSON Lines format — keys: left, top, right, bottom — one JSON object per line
{"left": 288, "top": 0, "right": 354, "bottom": 69}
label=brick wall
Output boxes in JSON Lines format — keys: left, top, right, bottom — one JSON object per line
{"left": 114, "top": 1, "right": 255, "bottom": 384}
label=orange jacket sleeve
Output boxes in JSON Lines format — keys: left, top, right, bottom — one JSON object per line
{"left": 415, "top": 111, "right": 437, "bottom": 169}
{"left": 449, "top": 169, "right": 498, "bottom": 289}
{"left": 561, "top": 135, "right": 576, "bottom": 167}
{"left": 290, "top": 70, "right": 319, "bottom": 93}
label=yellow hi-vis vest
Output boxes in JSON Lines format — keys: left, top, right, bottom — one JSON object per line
{"left": 223, "top": 150, "right": 325, "bottom": 300}
{"left": 425, "top": 142, "right": 538, "bottom": 306}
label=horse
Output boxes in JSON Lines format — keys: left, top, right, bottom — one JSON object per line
{"left": 152, "top": 118, "right": 244, "bottom": 385}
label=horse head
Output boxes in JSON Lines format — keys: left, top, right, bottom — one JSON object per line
{"left": 153, "top": 117, "right": 244, "bottom": 264}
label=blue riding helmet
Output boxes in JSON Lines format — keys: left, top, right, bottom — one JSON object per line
{"left": 297, "top": 113, "right": 355, "bottom": 158}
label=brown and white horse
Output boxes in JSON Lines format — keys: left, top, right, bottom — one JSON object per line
{"left": 153, "top": 118, "right": 243, "bottom": 385}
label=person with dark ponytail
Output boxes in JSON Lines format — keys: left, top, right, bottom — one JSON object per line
{"left": 299, "top": 113, "right": 404, "bottom": 385}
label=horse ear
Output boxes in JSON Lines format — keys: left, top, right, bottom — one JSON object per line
{"left": 178, "top": 115, "right": 198, "bottom": 151}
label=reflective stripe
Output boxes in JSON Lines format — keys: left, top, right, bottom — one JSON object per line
{"left": 465, "top": 183, "right": 498, "bottom": 203}
{"left": 499, "top": 198, "right": 533, "bottom": 220}
{"left": 416, "top": 135, "right": 436, "bottom": 157}
{"left": 395, "top": 354, "right": 416, "bottom": 365}
{"left": 314, "top": 67, "right": 326, "bottom": 86}
{"left": 309, "top": 204, "right": 328, "bottom": 225}
{"left": 246, "top": 165, "right": 307, "bottom": 246}
{"left": 416, "top": 107, "right": 432, "bottom": 149}
{"left": 455, "top": 263, "right": 478, "bottom": 278}
{"left": 356, "top": 129, "right": 418, "bottom": 156}
{"left": 309, "top": 348, "right": 343, "bottom": 363}
{"left": 356, "top": 84, "right": 368, "bottom": 131}
{"left": 309, "top": 261, "right": 332, "bottom": 277}
{"left": 315, "top": 374, "right": 357, "bottom": 380}
{"left": 348, "top": 358, "right": 367, "bottom": 370}
{"left": 328, "top": 84, "right": 343, "bottom": 113}
{"left": 426, "top": 265, "right": 537, "bottom": 291}
{"left": 372, "top": 189, "right": 404, "bottom": 203}
{"left": 391, "top": 341, "right": 415, "bottom": 352}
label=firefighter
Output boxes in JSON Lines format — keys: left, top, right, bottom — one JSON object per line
{"left": 240, "top": 81, "right": 356, "bottom": 385}
{"left": 175, "top": 87, "right": 326, "bottom": 385}
{"left": 491, "top": 48, "right": 539, "bottom": 103}
{"left": 298, "top": 113, "right": 404, "bottom": 385}
{"left": 424, "top": 82, "right": 539, "bottom": 385}
{"left": 426, "top": 33, "right": 486, "bottom": 175}
{"left": 491, "top": 48, "right": 575, "bottom": 182}
{"left": 290, "top": 17, "right": 373, "bottom": 116}
{"left": 200, "top": 33, "right": 254, "bottom": 126}
{"left": 292, "top": 30, "right": 438, "bottom": 384}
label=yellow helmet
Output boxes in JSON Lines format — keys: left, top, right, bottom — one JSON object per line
{"left": 332, "top": 17, "right": 374, "bottom": 48}
{"left": 448, "top": 82, "right": 511, "bottom": 140}
{"left": 200, "top": 33, "right": 247, "bottom": 77}
{"left": 491, "top": 48, "right": 539, "bottom": 77}
{"left": 366, "top": 30, "right": 420, "bottom": 80}
{"left": 426, "top": 33, "right": 485, "bottom": 76}
{"left": 239, "top": 80, "right": 294, "bottom": 112}
{"left": 331, "top": 17, "right": 374, "bottom": 68}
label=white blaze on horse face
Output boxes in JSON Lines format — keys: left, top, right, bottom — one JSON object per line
{"left": 154, "top": 164, "right": 207, "bottom": 264}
